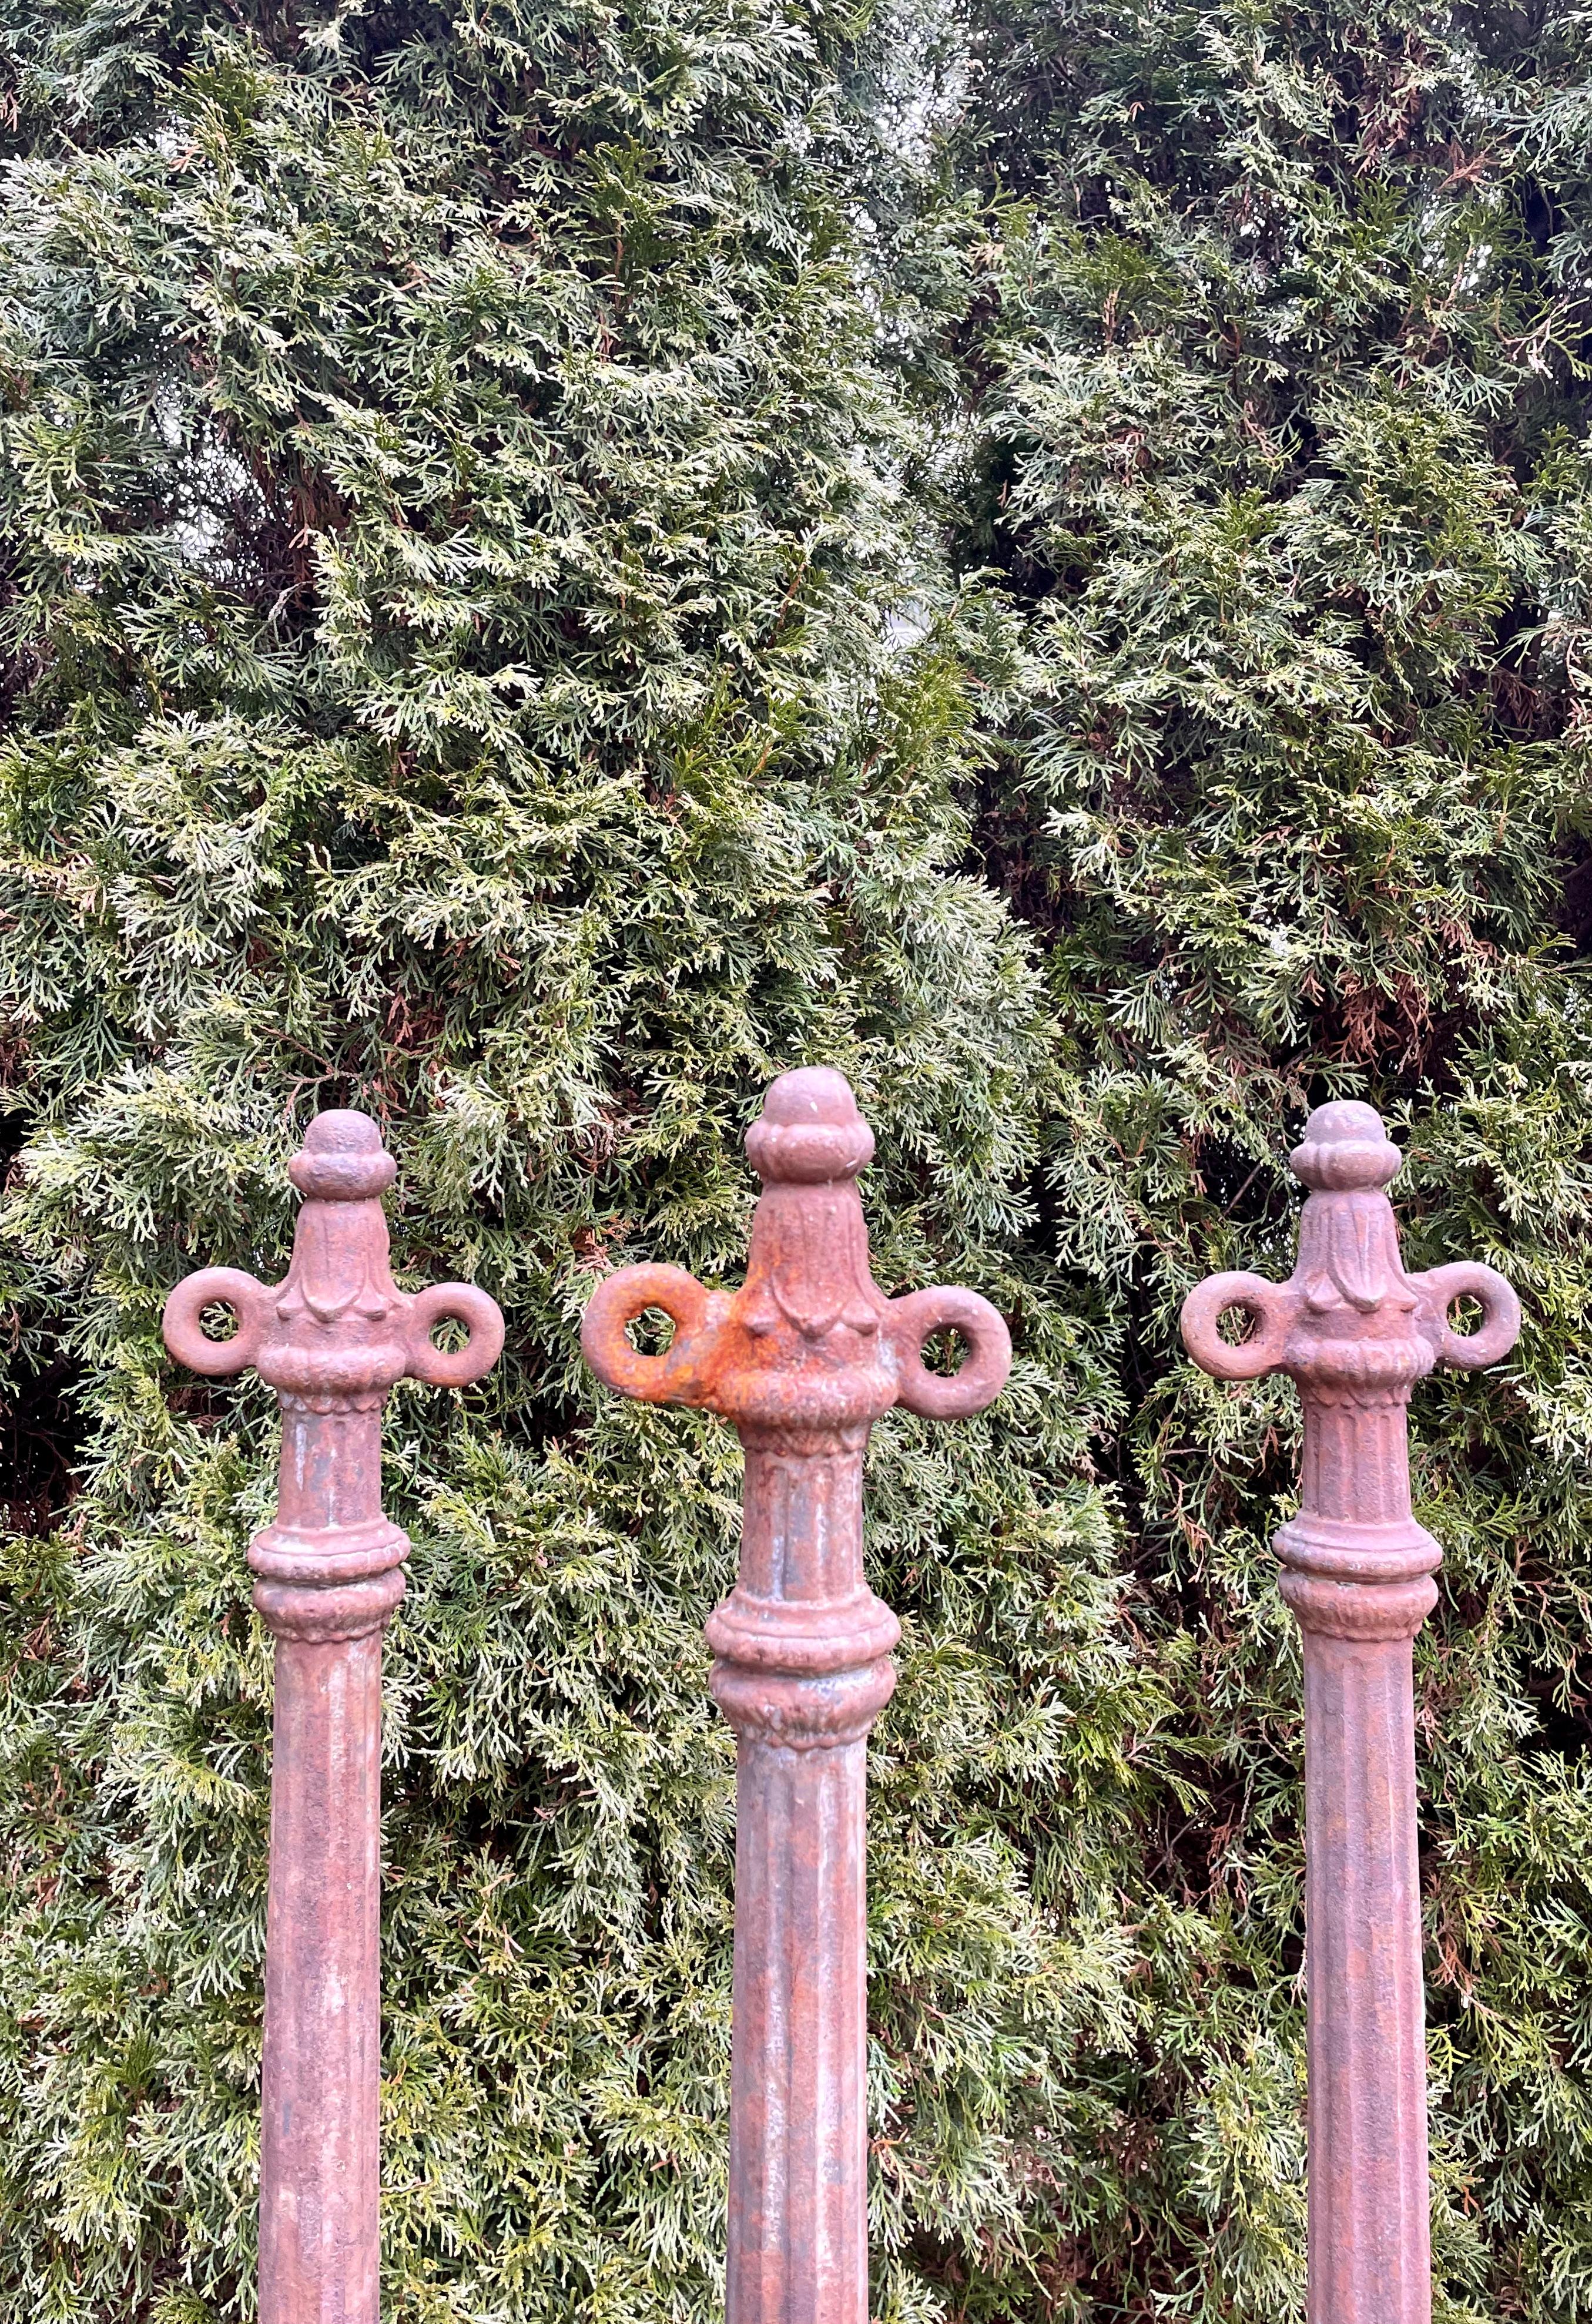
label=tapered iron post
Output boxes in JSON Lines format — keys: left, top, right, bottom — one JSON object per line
{"left": 163, "top": 1112, "right": 504, "bottom": 2324}
{"left": 581, "top": 1068, "right": 1011, "bottom": 2324}
{"left": 1181, "top": 1101, "right": 1520, "bottom": 2324}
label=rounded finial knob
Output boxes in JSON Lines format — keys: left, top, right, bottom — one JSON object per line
{"left": 745, "top": 1067, "right": 876, "bottom": 1186}
{"left": 1289, "top": 1101, "right": 1402, "bottom": 1193}
{"left": 288, "top": 1109, "right": 398, "bottom": 1201}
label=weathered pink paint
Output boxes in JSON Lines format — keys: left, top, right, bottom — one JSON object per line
{"left": 581, "top": 1067, "right": 1011, "bottom": 2324}
{"left": 163, "top": 1111, "right": 504, "bottom": 2324}
{"left": 1181, "top": 1101, "right": 1520, "bottom": 2324}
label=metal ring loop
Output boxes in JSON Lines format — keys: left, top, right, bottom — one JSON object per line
{"left": 161, "top": 1266, "right": 268, "bottom": 1378}
{"left": 405, "top": 1282, "right": 506, "bottom": 1388}
{"left": 580, "top": 1265, "right": 723, "bottom": 1406}
{"left": 1418, "top": 1260, "right": 1522, "bottom": 1373}
{"left": 884, "top": 1286, "right": 1011, "bottom": 1420}
{"left": 1180, "top": 1272, "right": 1290, "bottom": 1381}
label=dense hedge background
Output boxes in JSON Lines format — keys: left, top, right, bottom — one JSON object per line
{"left": 2, "top": 0, "right": 1591, "bottom": 2318}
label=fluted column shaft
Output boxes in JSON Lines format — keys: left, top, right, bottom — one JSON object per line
{"left": 709, "top": 1436, "right": 896, "bottom": 2324}
{"left": 729, "top": 1732, "right": 869, "bottom": 2324}
{"left": 252, "top": 1401, "right": 408, "bottom": 2324}
{"left": 1278, "top": 1367, "right": 1440, "bottom": 2324}
{"left": 262, "top": 1626, "right": 386, "bottom": 2322}
{"left": 1299, "top": 1619, "right": 1429, "bottom": 2323}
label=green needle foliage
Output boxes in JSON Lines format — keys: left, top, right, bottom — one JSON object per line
{"left": 1, "top": 0, "right": 1591, "bottom": 2319}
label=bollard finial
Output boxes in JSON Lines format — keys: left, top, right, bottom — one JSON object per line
{"left": 163, "top": 1109, "right": 505, "bottom": 1639}
{"left": 163, "top": 1109, "right": 503, "bottom": 1409}
{"left": 743, "top": 1064, "right": 875, "bottom": 1183}
{"left": 581, "top": 1067, "right": 1011, "bottom": 1430}
{"left": 286, "top": 1106, "right": 397, "bottom": 1200}
{"left": 1288, "top": 1099, "right": 1403, "bottom": 1193}
{"left": 1180, "top": 1101, "right": 1520, "bottom": 1389}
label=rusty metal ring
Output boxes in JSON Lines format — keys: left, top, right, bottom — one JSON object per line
{"left": 581, "top": 1264, "right": 722, "bottom": 1406}
{"left": 1179, "top": 1270, "right": 1290, "bottom": 1381}
{"left": 1417, "top": 1260, "right": 1521, "bottom": 1372}
{"left": 161, "top": 1265, "right": 268, "bottom": 1377}
{"left": 405, "top": 1282, "right": 506, "bottom": 1389}
{"left": 885, "top": 1286, "right": 1011, "bottom": 1420}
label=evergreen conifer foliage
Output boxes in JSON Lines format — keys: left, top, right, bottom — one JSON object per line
{"left": 0, "top": 4, "right": 1139, "bottom": 2320}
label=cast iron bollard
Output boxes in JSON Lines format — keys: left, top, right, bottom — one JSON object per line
{"left": 162, "top": 1112, "right": 504, "bottom": 2324}
{"left": 1180, "top": 1101, "right": 1520, "bottom": 2324}
{"left": 581, "top": 1067, "right": 1011, "bottom": 2324}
